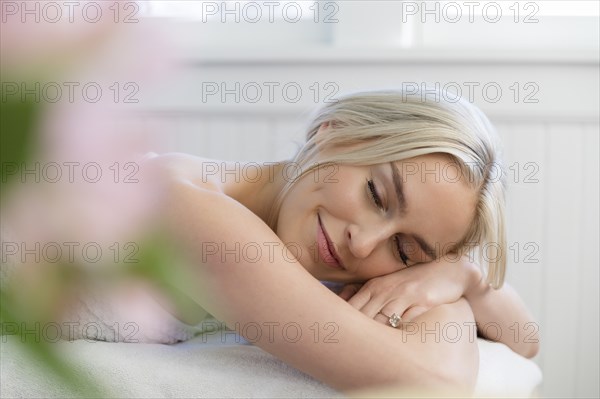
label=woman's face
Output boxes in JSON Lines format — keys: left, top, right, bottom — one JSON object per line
{"left": 275, "top": 152, "right": 478, "bottom": 283}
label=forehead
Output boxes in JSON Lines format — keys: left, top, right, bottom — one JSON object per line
{"left": 394, "top": 153, "right": 467, "bottom": 182}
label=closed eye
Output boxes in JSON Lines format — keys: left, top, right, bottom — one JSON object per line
{"left": 367, "top": 179, "right": 384, "bottom": 209}
{"left": 368, "top": 178, "right": 410, "bottom": 266}
{"left": 394, "top": 236, "right": 410, "bottom": 266}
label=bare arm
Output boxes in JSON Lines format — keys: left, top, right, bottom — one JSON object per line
{"left": 161, "top": 177, "right": 478, "bottom": 393}
{"left": 338, "top": 257, "right": 539, "bottom": 359}
{"left": 465, "top": 266, "right": 540, "bottom": 358}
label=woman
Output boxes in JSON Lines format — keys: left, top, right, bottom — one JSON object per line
{"left": 136, "top": 89, "right": 538, "bottom": 394}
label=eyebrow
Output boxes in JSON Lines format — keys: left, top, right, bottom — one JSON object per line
{"left": 389, "top": 162, "right": 438, "bottom": 260}
{"left": 389, "top": 162, "right": 407, "bottom": 213}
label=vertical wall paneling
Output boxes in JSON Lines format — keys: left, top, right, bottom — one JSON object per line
{"left": 575, "top": 124, "right": 600, "bottom": 398}
{"left": 272, "top": 116, "right": 308, "bottom": 161}
{"left": 237, "top": 118, "right": 273, "bottom": 162}
{"left": 499, "top": 122, "right": 546, "bottom": 342}
{"left": 206, "top": 118, "right": 243, "bottom": 161}
{"left": 144, "top": 115, "right": 178, "bottom": 153}
{"left": 175, "top": 116, "right": 209, "bottom": 158}
{"left": 541, "top": 123, "right": 585, "bottom": 397}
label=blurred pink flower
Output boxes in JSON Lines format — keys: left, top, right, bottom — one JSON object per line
{"left": 1, "top": 2, "right": 176, "bottom": 267}
{"left": 0, "top": 0, "right": 116, "bottom": 75}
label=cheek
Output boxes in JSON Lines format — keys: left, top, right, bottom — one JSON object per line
{"left": 275, "top": 180, "right": 319, "bottom": 237}
{"left": 321, "top": 176, "right": 364, "bottom": 215}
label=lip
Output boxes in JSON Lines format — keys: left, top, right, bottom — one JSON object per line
{"left": 317, "top": 214, "right": 346, "bottom": 270}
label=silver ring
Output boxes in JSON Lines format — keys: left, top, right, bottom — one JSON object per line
{"left": 378, "top": 311, "right": 402, "bottom": 328}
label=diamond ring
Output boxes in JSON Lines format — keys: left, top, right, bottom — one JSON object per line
{"left": 378, "top": 311, "right": 402, "bottom": 328}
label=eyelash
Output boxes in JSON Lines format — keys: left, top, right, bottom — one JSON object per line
{"left": 367, "top": 179, "right": 409, "bottom": 266}
{"left": 394, "top": 236, "right": 410, "bottom": 266}
{"left": 367, "top": 179, "right": 383, "bottom": 209}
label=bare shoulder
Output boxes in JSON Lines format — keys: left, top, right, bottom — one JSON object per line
{"left": 141, "top": 152, "right": 224, "bottom": 193}
{"left": 137, "top": 153, "right": 263, "bottom": 324}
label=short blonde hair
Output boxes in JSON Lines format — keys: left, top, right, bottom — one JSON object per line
{"left": 268, "top": 89, "right": 507, "bottom": 289}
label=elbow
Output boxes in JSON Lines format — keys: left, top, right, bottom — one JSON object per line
{"left": 409, "top": 364, "right": 476, "bottom": 397}
{"left": 516, "top": 326, "right": 540, "bottom": 359}
{"left": 361, "top": 348, "right": 478, "bottom": 396}
{"left": 438, "top": 361, "right": 478, "bottom": 394}
{"left": 440, "top": 340, "right": 479, "bottom": 393}
{"left": 363, "top": 365, "right": 476, "bottom": 397}
{"left": 522, "top": 340, "right": 540, "bottom": 359}
{"left": 419, "top": 346, "right": 478, "bottom": 395}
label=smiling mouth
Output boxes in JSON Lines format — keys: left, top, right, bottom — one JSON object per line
{"left": 317, "top": 214, "right": 346, "bottom": 271}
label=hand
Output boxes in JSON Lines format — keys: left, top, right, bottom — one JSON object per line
{"left": 338, "top": 256, "right": 479, "bottom": 325}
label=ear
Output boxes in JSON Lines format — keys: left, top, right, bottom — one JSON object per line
{"left": 314, "top": 121, "right": 341, "bottom": 153}
{"left": 313, "top": 122, "right": 330, "bottom": 150}
{"left": 317, "top": 122, "right": 330, "bottom": 135}
{"left": 315, "top": 121, "right": 336, "bottom": 137}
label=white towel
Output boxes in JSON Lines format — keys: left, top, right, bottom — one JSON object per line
{"left": 57, "top": 281, "right": 209, "bottom": 344}
{"left": 1, "top": 319, "right": 542, "bottom": 398}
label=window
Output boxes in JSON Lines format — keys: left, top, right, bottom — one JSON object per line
{"left": 139, "top": 1, "right": 599, "bottom": 54}
{"left": 143, "top": 1, "right": 320, "bottom": 21}
{"left": 140, "top": 1, "right": 334, "bottom": 47}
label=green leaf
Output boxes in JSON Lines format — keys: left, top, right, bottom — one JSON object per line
{"left": 0, "top": 86, "right": 40, "bottom": 197}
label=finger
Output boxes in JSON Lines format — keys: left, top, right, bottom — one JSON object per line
{"left": 373, "top": 312, "right": 390, "bottom": 326}
{"left": 369, "top": 297, "right": 412, "bottom": 323}
{"left": 374, "top": 306, "right": 406, "bottom": 327}
{"left": 401, "top": 305, "right": 429, "bottom": 322}
{"left": 346, "top": 287, "right": 372, "bottom": 310}
{"left": 338, "top": 284, "right": 360, "bottom": 301}
{"left": 362, "top": 298, "right": 402, "bottom": 319}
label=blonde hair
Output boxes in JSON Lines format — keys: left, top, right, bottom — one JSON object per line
{"left": 268, "top": 89, "right": 507, "bottom": 289}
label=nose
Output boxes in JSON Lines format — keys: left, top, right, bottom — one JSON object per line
{"left": 345, "top": 222, "right": 394, "bottom": 260}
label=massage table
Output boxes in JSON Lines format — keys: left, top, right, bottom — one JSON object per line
{"left": 1, "top": 317, "right": 542, "bottom": 398}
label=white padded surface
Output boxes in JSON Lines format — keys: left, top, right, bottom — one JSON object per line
{"left": 1, "top": 322, "right": 542, "bottom": 398}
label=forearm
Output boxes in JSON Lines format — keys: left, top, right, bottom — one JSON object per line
{"left": 464, "top": 265, "right": 540, "bottom": 358}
